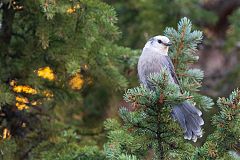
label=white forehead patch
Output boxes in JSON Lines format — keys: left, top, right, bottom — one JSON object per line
{"left": 154, "top": 35, "right": 170, "bottom": 43}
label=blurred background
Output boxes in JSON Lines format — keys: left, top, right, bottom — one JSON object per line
{"left": 0, "top": 0, "right": 239, "bottom": 158}
{"left": 104, "top": 0, "right": 240, "bottom": 98}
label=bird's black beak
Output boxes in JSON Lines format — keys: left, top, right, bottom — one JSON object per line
{"left": 163, "top": 42, "right": 172, "bottom": 46}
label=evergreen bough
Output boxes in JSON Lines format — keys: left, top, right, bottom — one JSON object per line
{"left": 0, "top": 0, "right": 137, "bottom": 158}
{"left": 104, "top": 18, "right": 239, "bottom": 160}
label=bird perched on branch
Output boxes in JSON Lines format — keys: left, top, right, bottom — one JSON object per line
{"left": 137, "top": 35, "right": 204, "bottom": 142}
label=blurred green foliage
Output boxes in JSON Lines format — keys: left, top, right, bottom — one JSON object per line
{"left": 104, "top": 0, "right": 217, "bottom": 48}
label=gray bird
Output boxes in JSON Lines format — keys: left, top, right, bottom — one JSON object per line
{"left": 137, "top": 35, "right": 204, "bottom": 142}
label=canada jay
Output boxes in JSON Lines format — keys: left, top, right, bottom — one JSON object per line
{"left": 137, "top": 35, "right": 204, "bottom": 142}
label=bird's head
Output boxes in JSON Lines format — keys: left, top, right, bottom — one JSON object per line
{"left": 144, "top": 35, "right": 172, "bottom": 55}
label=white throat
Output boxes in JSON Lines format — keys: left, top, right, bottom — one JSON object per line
{"left": 160, "top": 47, "right": 169, "bottom": 56}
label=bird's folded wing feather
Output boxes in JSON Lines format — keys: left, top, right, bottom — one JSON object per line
{"left": 163, "top": 56, "right": 181, "bottom": 86}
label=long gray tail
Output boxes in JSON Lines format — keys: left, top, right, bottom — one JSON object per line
{"left": 171, "top": 101, "right": 204, "bottom": 142}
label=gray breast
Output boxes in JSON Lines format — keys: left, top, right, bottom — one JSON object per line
{"left": 137, "top": 49, "right": 173, "bottom": 88}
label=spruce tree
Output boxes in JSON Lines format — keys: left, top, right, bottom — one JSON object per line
{"left": 104, "top": 18, "right": 239, "bottom": 159}
{"left": 195, "top": 88, "right": 240, "bottom": 159}
{"left": 0, "top": 0, "right": 137, "bottom": 159}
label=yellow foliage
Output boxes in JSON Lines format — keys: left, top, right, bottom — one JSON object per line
{"left": 13, "top": 5, "right": 23, "bottom": 10}
{"left": 2, "top": 128, "right": 11, "bottom": 139}
{"left": 16, "top": 102, "right": 29, "bottom": 110}
{"left": 11, "top": 77, "right": 54, "bottom": 111}
{"left": 37, "top": 66, "right": 55, "bottom": 81}
{"left": 67, "top": 3, "right": 80, "bottom": 14}
{"left": 67, "top": 7, "right": 75, "bottom": 14}
{"left": 74, "top": 4, "right": 80, "bottom": 9}
{"left": 16, "top": 96, "right": 29, "bottom": 104}
{"left": 13, "top": 85, "right": 37, "bottom": 94}
{"left": 31, "top": 101, "right": 37, "bottom": 106}
{"left": 43, "top": 90, "right": 54, "bottom": 98}
{"left": 10, "top": 80, "right": 16, "bottom": 86}
{"left": 83, "top": 64, "right": 88, "bottom": 70}
{"left": 12, "top": 1, "right": 24, "bottom": 11}
{"left": 69, "top": 73, "right": 84, "bottom": 90}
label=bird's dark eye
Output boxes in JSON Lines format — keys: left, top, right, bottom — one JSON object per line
{"left": 158, "top": 40, "right": 162, "bottom": 44}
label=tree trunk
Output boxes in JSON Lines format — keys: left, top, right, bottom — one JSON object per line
{"left": 0, "top": 2, "right": 15, "bottom": 54}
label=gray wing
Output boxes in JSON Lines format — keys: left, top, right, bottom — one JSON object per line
{"left": 164, "top": 56, "right": 181, "bottom": 86}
